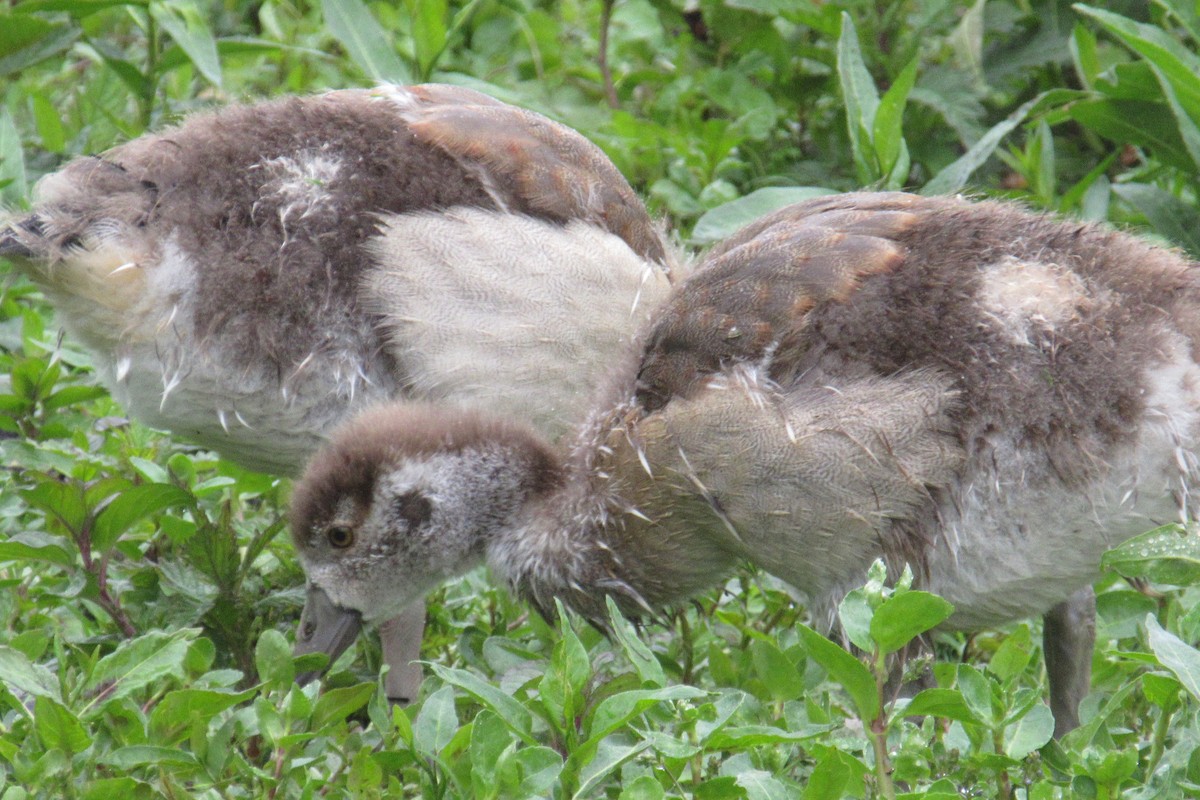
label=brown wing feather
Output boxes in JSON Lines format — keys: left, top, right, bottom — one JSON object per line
{"left": 635, "top": 202, "right": 918, "bottom": 409}
{"left": 403, "top": 89, "right": 667, "bottom": 266}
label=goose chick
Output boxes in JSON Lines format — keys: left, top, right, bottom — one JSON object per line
{"left": 0, "top": 83, "right": 676, "bottom": 702}
{"left": 290, "top": 191, "right": 1199, "bottom": 737}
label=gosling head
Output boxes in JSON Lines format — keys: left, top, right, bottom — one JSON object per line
{"left": 290, "top": 404, "right": 561, "bottom": 682}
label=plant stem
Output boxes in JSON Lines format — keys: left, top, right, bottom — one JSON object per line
{"left": 597, "top": 0, "right": 619, "bottom": 108}
{"left": 1146, "top": 706, "right": 1173, "bottom": 776}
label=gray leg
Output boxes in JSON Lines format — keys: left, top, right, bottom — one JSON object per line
{"left": 1043, "top": 585, "right": 1096, "bottom": 737}
{"left": 379, "top": 601, "right": 426, "bottom": 704}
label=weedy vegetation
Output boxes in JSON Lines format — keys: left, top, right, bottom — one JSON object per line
{"left": 3, "top": 0, "right": 1200, "bottom": 797}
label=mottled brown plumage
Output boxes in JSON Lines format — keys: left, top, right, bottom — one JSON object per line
{"left": 1, "top": 83, "right": 675, "bottom": 704}
{"left": 289, "top": 192, "right": 1200, "bottom": 739}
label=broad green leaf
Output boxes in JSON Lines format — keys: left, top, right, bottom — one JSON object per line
{"left": 312, "top": 682, "right": 375, "bottom": 730}
{"left": 606, "top": 596, "right": 664, "bottom": 687}
{"left": 413, "top": 684, "right": 458, "bottom": 758}
{"left": 1110, "top": 185, "right": 1200, "bottom": 258}
{"left": 429, "top": 664, "right": 535, "bottom": 743}
{"left": 1146, "top": 615, "right": 1200, "bottom": 704}
{"left": 34, "top": 696, "right": 91, "bottom": 755}
{"left": 1103, "top": 524, "right": 1200, "bottom": 584}
{"left": 101, "top": 746, "right": 199, "bottom": 769}
{"left": 149, "top": 1, "right": 221, "bottom": 87}
{"left": 736, "top": 769, "right": 791, "bottom": 800}
{"left": 896, "top": 688, "right": 978, "bottom": 726}
{"left": 620, "top": 775, "right": 666, "bottom": 800}
{"left": 574, "top": 739, "right": 651, "bottom": 800}
{"left": 469, "top": 710, "right": 512, "bottom": 796}
{"left": 836, "top": 588, "right": 874, "bottom": 653}
{"left": 92, "top": 483, "right": 193, "bottom": 553}
{"left": 0, "top": 645, "right": 61, "bottom": 702}
{"left": 691, "top": 187, "right": 835, "bottom": 244}
{"left": 321, "top": 0, "right": 411, "bottom": 83}
{"left": 588, "top": 686, "right": 706, "bottom": 742}
{"left": 988, "top": 625, "right": 1033, "bottom": 683}
{"left": 540, "top": 603, "right": 590, "bottom": 731}
{"left": 750, "top": 639, "right": 803, "bottom": 701}
{"left": 254, "top": 629, "right": 294, "bottom": 687}
{"left": 1070, "top": 22, "right": 1100, "bottom": 90}
{"left": 407, "top": 0, "right": 447, "bottom": 79}
{"left": 1070, "top": 99, "right": 1195, "bottom": 172}
{"left": 705, "top": 724, "right": 833, "bottom": 749}
{"left": 149, "top": 688, "right": 255, "bottom": 743}
{"left": 956, "top": 664, "right": 994, "bottom": 727}
{"left": 802, "top": 749, "right": 852, "bottom": 800}
{"left": 0, "top": 14, "right": 76, "bottom": 76}
{"left": 1004, "top": 703, "right": 1055, "bottom": 758}
{"left": 870, "top": 591, "right": 954, "bottom": 656}
{"left": 0, "top": 532, "right": 74, "bottom": 568}
{"left": 502, "top": 746, "right": 562, "bottom": 798}
{"left": 797, "top": 623, "right": 879, "bottom": 722}
{"left": 86, "top": 629, "right": 196, "bottom": 705}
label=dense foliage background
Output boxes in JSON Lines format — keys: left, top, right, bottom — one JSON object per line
{"left": 4, "top": 0, "right": 1200, "bottom": 797}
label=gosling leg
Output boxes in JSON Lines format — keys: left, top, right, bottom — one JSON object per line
{"left": 1042, "top": 585, "right": 1096, "bottom": 737}
{"left": 379, "top": 601, "right": 426, "bottom": 704}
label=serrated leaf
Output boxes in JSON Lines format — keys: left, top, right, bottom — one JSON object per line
{"left": 92, "top": 483, "right": 193, "bottom": 553}
{"left": 86, "top": 629, "right": 196, "bottom": 703}
{"left": 34, "top": 696, "right": 91, "bottom": 755}
{"left": 0, "top": 645, "right": 61, "bottom": 702}
{"left": 149, "top": 688, "right": 255, "bottom": 743}
{"left": 870, "top": 591, "right": 954, "bottom": 655}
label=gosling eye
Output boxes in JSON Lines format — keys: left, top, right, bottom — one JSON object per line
{"left": 393, "top": 490, "right": 433, "bottom": 529}
{"left": 326, "top": 525, "right": 355, "bottom": 549}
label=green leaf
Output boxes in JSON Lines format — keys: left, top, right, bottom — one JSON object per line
{"left": 413, "top": 684, "right": 458, "bottom": 758}
{"left": 1103, "top": 524, "right": 1200, "bottom": 585}
{"left": 1070, "top": 99, "right": 1196, "bottom": 172}
{"left": 0, "top": 13, "right": 76, "bottom": 76}
{"left": 539, "top": 602, "right": 590, "bottom": 732}
{"left": 321, "top": 0, "right": 411, "bottom": 83}
{"left": 0, "top": 645, "right": 61, "bottom": 702}
{"left": 86, "top": 629, "right": 196, "bottom": 704}
{"left": 797, "top": 623, "right": 879, "bottom": 722}
{"left": 923, "top": 91, "right": 1073, "bottom": 196}
{"left": 149, "top": 688, "right": 256, "bottom": 743}
{"left": 896, "top": 688, "right": 978, "bottom": 725}
{"left": 34, "top": 696, "right": 92, "bottom": 755}
{"left": 1110, "top": 185, "right": 1200, "bottom": 258}
{"left": 0, "top": 532, "right": 74, "bottom": 568}
{"left": 0, "top": 107, "right": 28, "bottom": 211}
{"left": 92, "top": 483, "right": 193, "bottom": 553}
{"left": 1004, "top": 703, "right": 1054, "bottom": 758}
{"left": 429, "top": 664, "right": 535, "bottom": 744}
{"left": 874, "top": 57, "right": 918, "bottom": 187}
{"left": 101, "top": 745, "right": 199, "bottom": 769}
{"left": 705, "top": 724, "right": 832, "bottom": 748}
{"left": 956, "top": 664, "right": 994, "bottom": 727}
{"left": 802, "top": 749, "right": 852, "bottom": 800}
{"left": 148, "top": 1, "right": 220, "bottom": 87}
{"left": 1146, "top": 615, "right": 1200, "bottom": 704}
{"left": 574, "top": 739, "right": 651, "bottom": 800}
{"left": 254, "top": 629, "right": 294, "bottom": 687}
{"left": 312, "top": 682, "right": 375, "bottom": 729}
{"left": 837, "top": 12, "right": 880, "bottom": 184}
{"left": 587, "top": 686, "right": 707, "bottom": 742}
{"left": 735, "top": 769, "right": 791, "bottom": 800}
{"left": 606, "top": 596, "right": 664, "bottom": 687}
{"left": 750, "top": 639, "right": 803, "bottom": 701}
{"left": 691, "top": 187, "right": 836, "bottom": 245}
{"left": 870, "top": 591, "right": 954, "bottom": 656}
